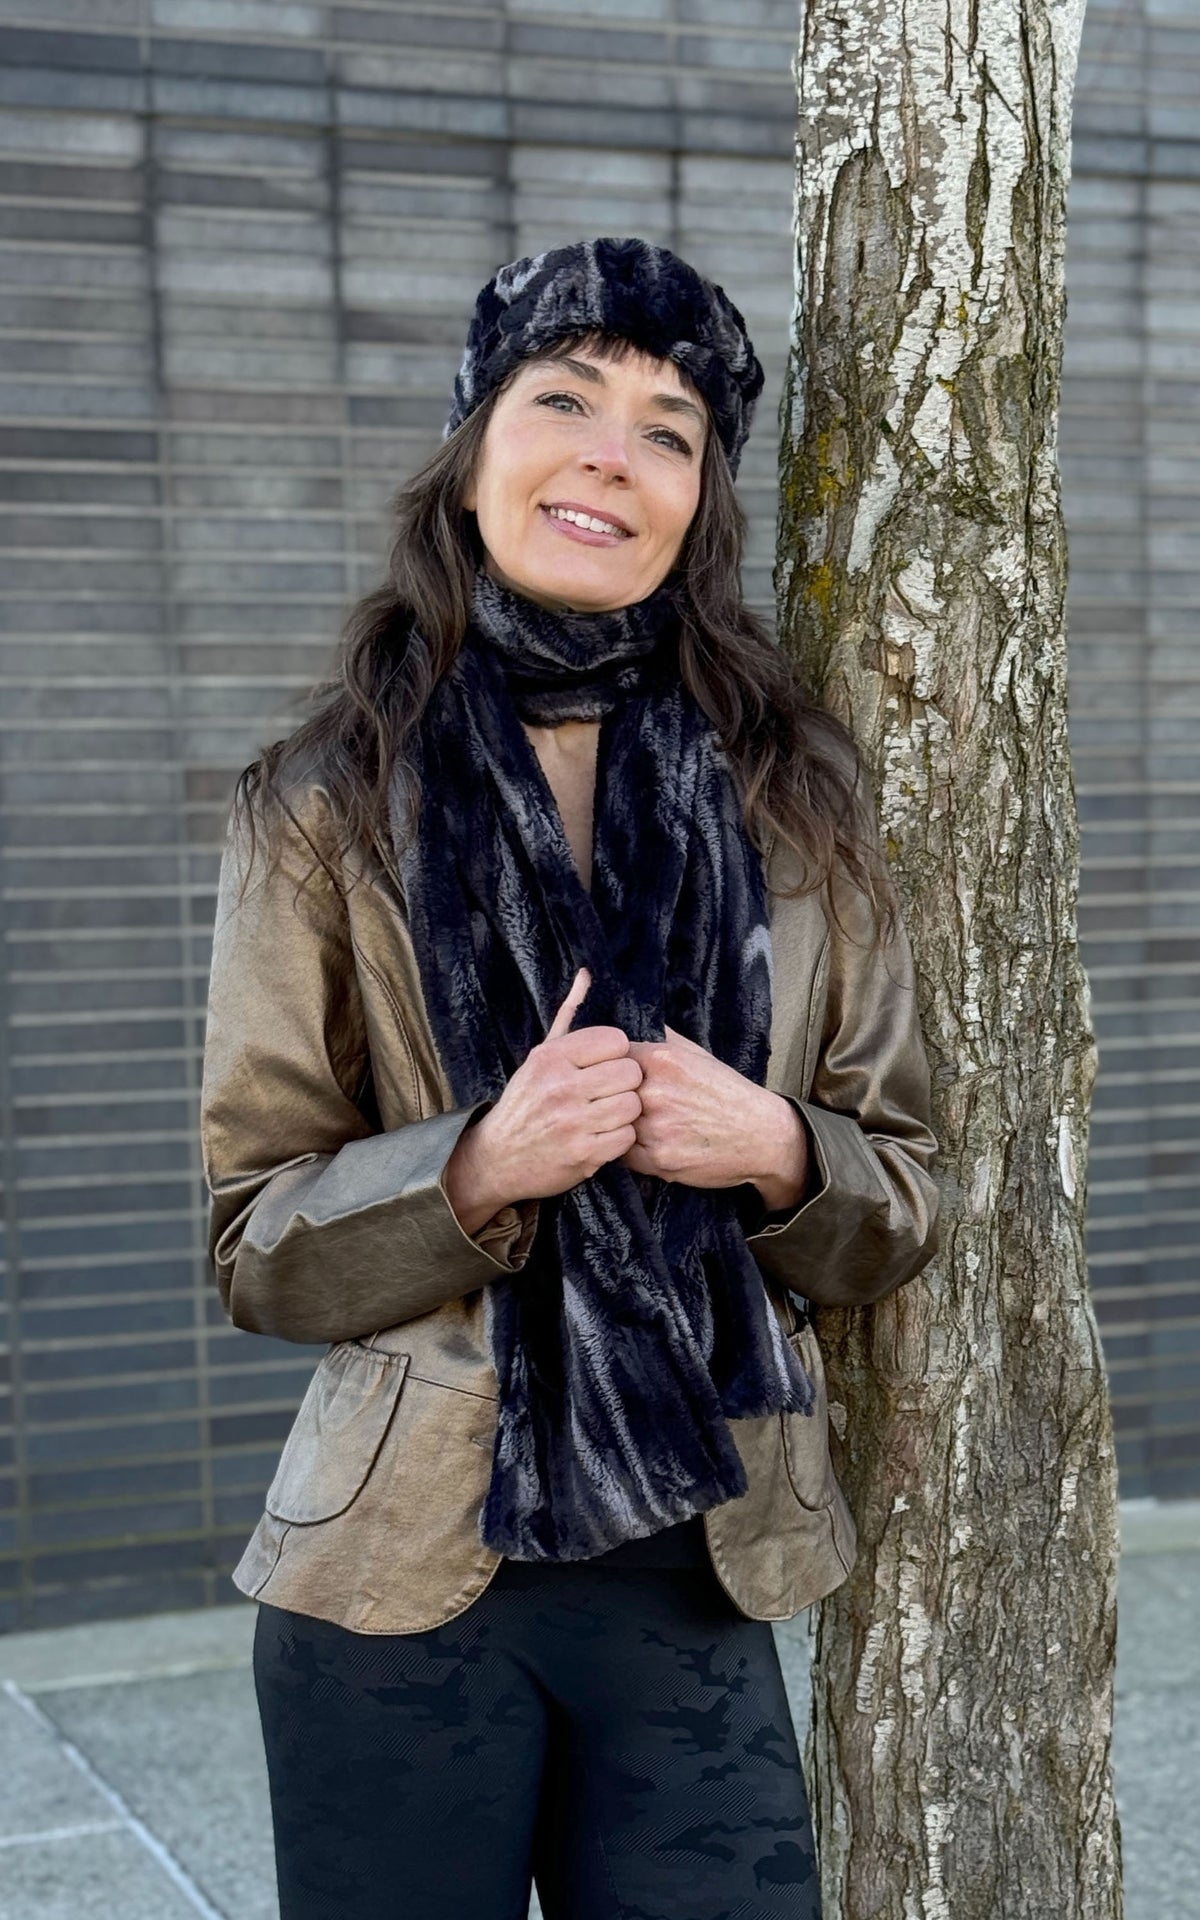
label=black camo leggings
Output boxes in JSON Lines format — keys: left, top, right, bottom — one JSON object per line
{"left": 253, "top": 1556, "right": 822, "bottom": 1920}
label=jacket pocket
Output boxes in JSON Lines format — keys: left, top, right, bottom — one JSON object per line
{"left": 265, "top": 1340, "right": 410, "bottom": 1525}
{"left": 781, "top": 1322, "right": 836, "bottom": 1511}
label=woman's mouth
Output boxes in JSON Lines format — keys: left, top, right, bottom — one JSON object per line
{"left": 540, "top": 504, "right": 633, "bottom": 547}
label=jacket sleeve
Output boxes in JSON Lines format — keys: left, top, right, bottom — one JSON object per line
{"left": 200, "top": 779, "right": 539, "bottom": 1347}
{"left": 744, "top": 846, "right": 941, "bottom": 1310}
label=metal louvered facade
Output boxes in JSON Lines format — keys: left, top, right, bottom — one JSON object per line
{"left": 0, "top": 1, "right": 1194, "bottom": 1628}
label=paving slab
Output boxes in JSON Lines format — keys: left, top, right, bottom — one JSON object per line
{"left": 0, "top": 1690, "right": 113, "bottom": 1842}
{"left": 1114, "top": 1679, "right": 1200, "bottom": 1920}
{"left": 0, "top": 1825, "right": 213, "bottom": 1920}
{"left": 1117, "top": 1498, "right": 1200, "bottom": 1556}
{"left": 1112, "top": 1545, "right": 1200, "bottom": 1920}
{"left": 0, "top": 1600, "right": 256, "bottom": 1694}
{"left": 0, "top": 1605, "right": 256, "bottom": 1919}
{"left": 40, "top": 1668, "right": 277, "bottom": 1920}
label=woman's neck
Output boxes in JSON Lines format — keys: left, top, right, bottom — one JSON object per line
{"left": 520, "top": 718, "right": 600, "bottom": 893}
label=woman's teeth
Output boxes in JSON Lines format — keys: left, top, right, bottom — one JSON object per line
{"left": 545, "top": 506, "right": 630, "bottom": 537}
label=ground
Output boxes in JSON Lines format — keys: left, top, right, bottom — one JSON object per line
{"left": 0, "top": 1502, "right": 1194, "bottom": 1919}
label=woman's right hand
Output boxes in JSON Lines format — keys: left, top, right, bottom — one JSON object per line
{"left": 448, "top": 968, "right": 646, "bottom": 1220}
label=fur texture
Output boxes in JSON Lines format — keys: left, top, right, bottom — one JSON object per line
{"left": 442, "top": 237, "right": 765, "bottom": 477}
{"left": 390, "top": 570, "right": 815, "bottom": 1561}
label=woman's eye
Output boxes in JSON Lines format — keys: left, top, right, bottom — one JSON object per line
{"left": 534, "top": 392, "right": 692, "bottom": 455}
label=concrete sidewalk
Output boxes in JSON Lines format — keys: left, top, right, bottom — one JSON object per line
{"left": 1, "top": 1500, "right": 1196, "bottom": 1919}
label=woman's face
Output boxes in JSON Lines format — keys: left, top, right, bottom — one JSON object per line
{"left": 461, "top": 339, "right": 708, "bottom": 613}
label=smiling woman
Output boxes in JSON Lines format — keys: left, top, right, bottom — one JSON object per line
{"left": 462, "top": 343, "right": 706, "bottom": 610}
{"left": 205, "top": 235, "right": 940, "bottom": 1920}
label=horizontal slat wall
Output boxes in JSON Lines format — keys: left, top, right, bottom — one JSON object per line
{"left": 0, "top": 0, "right": 799, "bottom": 1631}
{"left": 1062, "top": 0, "right": 1200, "bottom": 1497}
{"left": 0, "top": 0, "right": 1191, "bottom": 1629}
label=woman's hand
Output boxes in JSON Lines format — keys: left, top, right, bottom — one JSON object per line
{"left": 619, "top": 1024, "right": 811, "bottom": 1211}
{"left": 442, "top": 967, "right": 646, "bottom": 1230}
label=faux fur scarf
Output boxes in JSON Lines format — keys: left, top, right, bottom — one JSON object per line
{"left": 390, "top": 567, "right": 816, "bottom": 1561}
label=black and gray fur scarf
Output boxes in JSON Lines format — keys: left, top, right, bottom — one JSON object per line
{"left": 390, "top": 566, "right": 815, "bottom": 1561}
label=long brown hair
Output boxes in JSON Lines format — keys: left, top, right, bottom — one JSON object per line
{"left": 233, "top": 327, "right": 897, "bottom": 947}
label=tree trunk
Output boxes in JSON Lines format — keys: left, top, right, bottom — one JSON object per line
{"left": 778, "top": 2, "right": 1122, "bottom": 1916}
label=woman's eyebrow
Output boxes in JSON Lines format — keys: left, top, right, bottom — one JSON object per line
{"left": 533, "top": 352, "right": 706, "bottom": 430}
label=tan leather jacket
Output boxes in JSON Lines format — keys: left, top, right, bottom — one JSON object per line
{"left": 201, "top": 769, "right": 940, "bottom": 1633}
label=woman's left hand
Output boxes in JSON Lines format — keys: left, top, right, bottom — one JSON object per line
{"left": 618, "top": 1023, "right": 810, "bottom": 1210}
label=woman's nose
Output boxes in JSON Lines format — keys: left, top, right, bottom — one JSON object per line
{"left": 578, "top": 424, "right": 634, "bottom": 479}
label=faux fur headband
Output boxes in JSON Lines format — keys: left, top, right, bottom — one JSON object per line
{"left": 442, "top": 236, "right": 765, "bottom": 477}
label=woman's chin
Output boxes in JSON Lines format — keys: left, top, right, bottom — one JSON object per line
{"left": 501, "top": 559, "right": 647, "bottom": 614}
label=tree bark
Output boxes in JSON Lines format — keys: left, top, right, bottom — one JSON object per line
{"left": 779, "top": 2, "right": 1122, "bottom": 1915}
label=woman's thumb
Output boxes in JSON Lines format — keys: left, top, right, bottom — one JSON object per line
{"left": 546, "top": 965, "right": 591, "bottom": 1040}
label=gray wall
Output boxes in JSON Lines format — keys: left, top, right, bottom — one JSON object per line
{"left": 0, "top": 0, "right": 1193, "bottom": 1629}
{"left": 1062, "top": 0, "right": 1200, "bottom": 1502}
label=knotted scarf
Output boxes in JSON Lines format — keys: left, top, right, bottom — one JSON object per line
{"left": 389, "top": 566, "right": 816, "bottom": 1561}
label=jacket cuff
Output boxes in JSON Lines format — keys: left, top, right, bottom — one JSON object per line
{"left": 436, "top": 1098, "right": 539, "bottom": 1273}
{"left": 743, "top": 1093, "right": 900, "bottom": 1305}
{"left": 734, "top": 1101, "right": 824, "bottom": 1237}
{"left": 449, "top": 1192, "right": 540, "bottom": 1272}
{"left": 224, "top": 1103, "right": 539, "bottom": 1343}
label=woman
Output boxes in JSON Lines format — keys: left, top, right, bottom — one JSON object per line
{"left": 201, "top": 237, "right": 940, "bottom": 1920}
